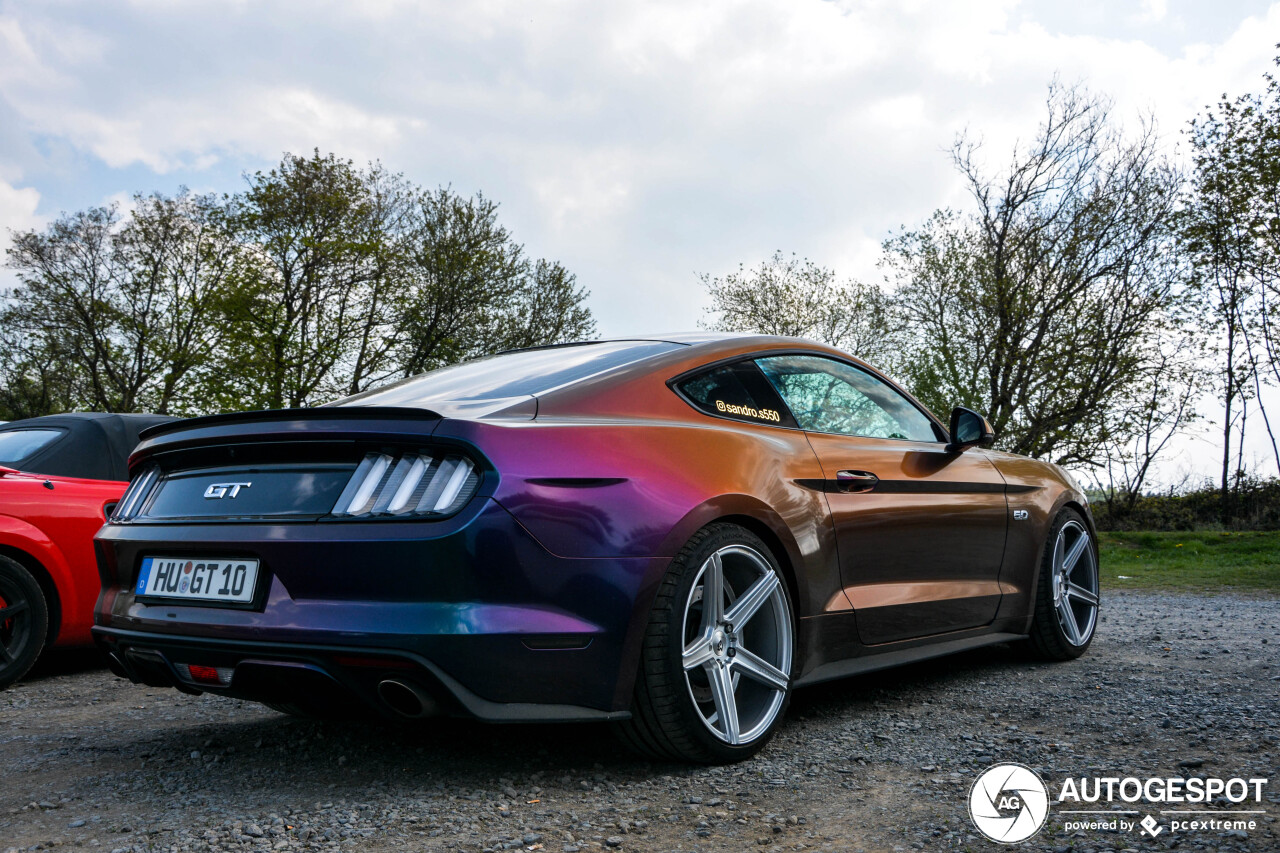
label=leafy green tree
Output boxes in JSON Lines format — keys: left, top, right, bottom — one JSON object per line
{"left": 3, "top": 191, "right": 239, "bottom": 416}
{"left": 216, "top": 151, "right": 410, "bottom": 409}
{"left": 699, "top": 251, "right": 901, "bottom": 368}
{"left": 0, "top": 333, "right": 76, "bottom": 421}
{"left": 115, "top": 191, "right": 244, "bottom": 413}
{"left": 393, "top": 187, "right": 596, "bottom": 375}
{"left": 490, "top": 258, "right": 597, "bottom": 352}
{"left": 2, "top": 151, "right": 596, "bottom": 418}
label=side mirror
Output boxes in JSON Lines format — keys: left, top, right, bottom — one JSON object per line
{"left": 948, "top": 407, "right": 995, "bottom": 452}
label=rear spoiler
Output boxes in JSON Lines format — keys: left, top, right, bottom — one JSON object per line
{"left": 138, "top": 406, "right": 443, "bottom": 440}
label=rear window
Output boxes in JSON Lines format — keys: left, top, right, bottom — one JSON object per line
{"left": 329, "top": 341, "right": 683, "bottom": 409}
{"left": 675, "top": 361, "right": 797, "bottom": 428}
{"left": 0, "top": 429, "right": 64, "bottom": 465}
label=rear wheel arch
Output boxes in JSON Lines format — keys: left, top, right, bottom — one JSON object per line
{"left": 713, "top": 513, "right": 802, "bottom": 621}
{"left": 0, "top": 545, "right": 59, "bottom": 645}
{"left": 657, "top": 498, "right": 809, "bottom": 618}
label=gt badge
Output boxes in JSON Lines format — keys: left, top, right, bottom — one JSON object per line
{"left": 204, "top": 482, "right": 251, "bottom": 499}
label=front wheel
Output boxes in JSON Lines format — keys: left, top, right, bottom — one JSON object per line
{"left": 1026, "top": 508, "right": 1100, "bottom": 660}
{"left": 617, "top": 523, "right": 794, "bottom": 763}
{"left": 0, "top": 555, "right": 49, "bottom": 690}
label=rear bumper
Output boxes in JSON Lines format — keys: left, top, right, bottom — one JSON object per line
{"left": 93, "top": 498, "right": 665, "bottom": 717}
{"left": 92, "top": 626, "right": 631, "bottom": 722}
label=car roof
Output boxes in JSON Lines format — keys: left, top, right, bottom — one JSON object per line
{"left": 0, "top": 413, "right": 178, "bottom": 481}
{"left": 326, "top": 333, "right": 896, "bottom": 418}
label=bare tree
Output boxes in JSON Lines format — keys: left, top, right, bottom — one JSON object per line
{"left": 886, "top": 81, "right": 1184, "bottom": 467}
{"left": 1089, "top": 326, "right": 1207, "bottom": 517}
{"left": 1181, "top": 65, "right": 1278, "bottom": 521}
{"left": 699, "top": 251, "right": 901, "bottom": 367}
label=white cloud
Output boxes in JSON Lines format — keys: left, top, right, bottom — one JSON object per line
{"left": 0, "top": 176, "right": 42, "bottom": 298}
{"left": 1, "top": 0, "right": 1279, "bottom": 480}
{"left": 0, "top": 0, "right": 1277, "bottom": 329}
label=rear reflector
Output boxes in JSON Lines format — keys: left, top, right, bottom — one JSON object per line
{"left": 183, "top": 663, "right": 234, "bottom": 686}
{"left": 332, "top": 451, "right": 479, "bottom": 518}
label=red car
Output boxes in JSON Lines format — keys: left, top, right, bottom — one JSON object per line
{"left": 0, "top": 413, "right": 172, "bottom": 688}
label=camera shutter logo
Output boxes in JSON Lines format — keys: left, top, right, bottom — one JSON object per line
{"left": 968, "top": 763, "right": 1050, "bottom": 844}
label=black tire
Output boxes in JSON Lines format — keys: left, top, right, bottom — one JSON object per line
{"left": 0, "top": 554, "right": 50, "bottom": 690}
{"left": 616, "top": 523, "right": 795, "bottom": 764}
{"left": 1026, "top": 508, "right": 1100, "bottom": 661}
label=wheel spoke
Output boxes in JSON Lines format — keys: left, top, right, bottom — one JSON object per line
{"left": 0, "top": 643, "right": 13, "bottom": 664}
{"left": 724, "top": 571, "right": 781, "bottom": 630}
{"left": 707, "top": 663, "right": 740, "bottom": 744}
{"left": 682, "top": 638, "right": 715, "bottom": 672}
{"left": 1063, "top": 533, "right": 1090, "bottom": 575}
{"left": 1066, "top": 582, "right": 1099, "bottom": 607}
{"left": 1057, "top": 597, "right": 1081, "bottom": 645}
{"left": 732, "top": 646, "right": 789, "bottom": 692}
{"left": 700, "top": 553, "right": 725, "bottom": 631}
{"left": 0, "top": 601, "right": 28, "bottom": 620}
{"left": 1053, "top": 531, "right": 1066, "bottom": 574}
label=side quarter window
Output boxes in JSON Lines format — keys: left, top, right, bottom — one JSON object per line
{"left": 675, "top": 361, "right": 798, "bottom": 428}
{"left": 755, "top": 354, "right": 941, "bottom": 442}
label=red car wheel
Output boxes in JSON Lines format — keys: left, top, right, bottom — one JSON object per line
{"left": 0, "top": 555, "right": 49, "bottom": 690}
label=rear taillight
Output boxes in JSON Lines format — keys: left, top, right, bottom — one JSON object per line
{"left": 332, "top": 451, "right": 479, "bottom": 518}
{"left": 112, "top": 466, "right": 160, "bottom": 521}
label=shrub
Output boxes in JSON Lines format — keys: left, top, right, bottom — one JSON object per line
{"left": 1092, "top": 476, "right": 1280, "bottom": 531}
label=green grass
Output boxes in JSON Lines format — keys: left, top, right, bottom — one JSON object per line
{"left": 1098, "top": 530, "right": 1280, "bottom": 593}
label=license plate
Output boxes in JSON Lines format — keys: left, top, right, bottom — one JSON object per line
{"left": 135, "top": 557, "right": 260, "bottom": 604}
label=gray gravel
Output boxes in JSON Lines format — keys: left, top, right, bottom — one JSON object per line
{"left": 1, "top": 591, "right": 1276, "bottom": 853}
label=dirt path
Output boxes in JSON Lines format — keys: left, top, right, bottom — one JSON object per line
{"left": 2, "top": 591, "right": 1276, "bottom": 853}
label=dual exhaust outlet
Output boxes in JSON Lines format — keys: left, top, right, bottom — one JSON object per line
{"left": 376, "top": 678, "right": 440, "bottom": 719}
{"left": 109, "top": 648, "right": 440, "bottom": 719}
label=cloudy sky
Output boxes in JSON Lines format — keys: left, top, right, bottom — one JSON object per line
{"left": 2, "top": 0, "right": 1279, "bottom": 478}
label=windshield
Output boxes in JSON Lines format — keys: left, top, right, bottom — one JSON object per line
{"left": 0, "top": 429, "right": 64, "bottom": 465}
{"left": 329, "top": 341, "right": 683, "bottom": 409}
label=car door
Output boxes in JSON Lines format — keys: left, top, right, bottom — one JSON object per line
{"left": 755, "top": 354, "right": 1008, "bottom": 645}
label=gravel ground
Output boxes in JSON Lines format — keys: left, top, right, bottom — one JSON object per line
{"left": 1, "top": 591, "right": 1277, "bottom": 853}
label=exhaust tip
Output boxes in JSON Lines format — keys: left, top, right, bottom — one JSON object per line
{"left": 377, "top": 678, "right": 438, "bottom": 719}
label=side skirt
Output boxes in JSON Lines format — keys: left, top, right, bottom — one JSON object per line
{"left": 793, "top": 631, "right": 1026, "bottom": 689}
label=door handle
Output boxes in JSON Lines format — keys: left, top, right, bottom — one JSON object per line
{"left": 835, "top": 470, "right": 879, "bottom": 493}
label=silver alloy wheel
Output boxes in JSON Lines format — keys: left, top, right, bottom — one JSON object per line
{"left": 1051, "top": 519, "right": 1099, "bottom": 646}
{"left": 681, "top": 544, "right": 792, "bottom": 745}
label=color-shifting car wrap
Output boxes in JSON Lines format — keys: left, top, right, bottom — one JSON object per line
{"left": 92, "top": 335, "right": 1099, "bottom": 762}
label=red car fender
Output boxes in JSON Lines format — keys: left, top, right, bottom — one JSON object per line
{"left": 0, "top": 511, "right": 88, "bottom": 643}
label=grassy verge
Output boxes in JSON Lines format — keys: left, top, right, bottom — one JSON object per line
{"left": 1098, "top": 530, "right": 1280, "bottom": 593}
